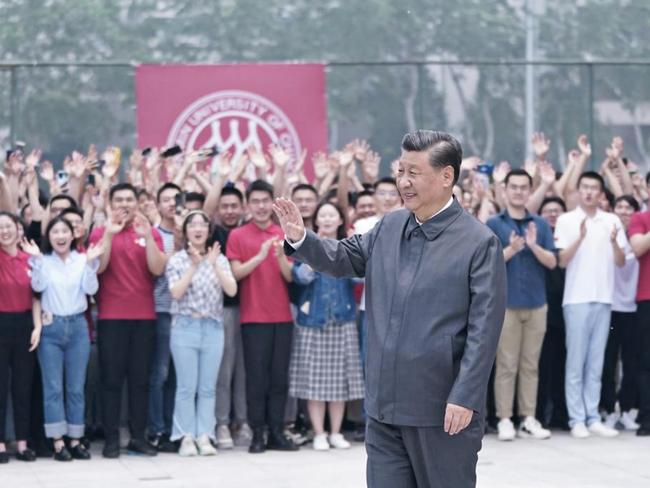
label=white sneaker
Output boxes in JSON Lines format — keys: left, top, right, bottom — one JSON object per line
{"left": 518, "top": 416, "right": 551, "bottom": 440}
{"left": 603, "top": 412, "right": 619, "bottom": 430}
{"left": 313, "top": 433, "right": 330, "bottom": 451}
{"left": 179, "top": 436, "right": 198, "bottom": 456}
{"left": 588, "top": 421, "right": 619, "bottom": 438}
{"left": 620, "top": 411, "right": 640, "bottom": 431}
{"left": 196, "top": 434, "right": 217, "bottom": 456}
{"left": 328, "top": 433, "right": 351, "bottom": 449}
{"left": 571, "top": 423, "right": 590, "bottom": 439}
{"left": 497, "top": 418, "right": 516, "bottom": 441}
{"left": 216, "top": 425, "right": 234, "bottom": 449}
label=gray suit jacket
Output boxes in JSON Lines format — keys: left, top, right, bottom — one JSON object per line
{"left": 286, "top": 198, "right": 506, "bottom": 427}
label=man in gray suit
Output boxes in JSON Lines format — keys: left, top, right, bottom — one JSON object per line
{"left": 273, "top": 130, "right": 506, "bottom": 488}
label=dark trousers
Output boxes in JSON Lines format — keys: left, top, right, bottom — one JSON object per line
{"left": 0, "top": 312, "right": 35, "bottom": 442}
{"left": 366, "top": 416, "right": 484, "bottom": 488}
{"left": 600, "top": 311, "right": 640, "bottom": 413}
{"left": 29, "top": 360, "right": 47, "bottom": 446}
{"left": 98, "top": 319, "right": 155, "bottom": 443}
{"left": 536, "top": 324, "right": 568, "bottom": 427}
{"left": 241, "top": 322, "right": 293, "bottom": 430}
{"left": 637, "top": 302, "right": 650, "bottom": 427}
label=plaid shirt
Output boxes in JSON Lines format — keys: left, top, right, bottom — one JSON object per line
{"left": 166, "top": 249, "right": 233, "bottom": 320}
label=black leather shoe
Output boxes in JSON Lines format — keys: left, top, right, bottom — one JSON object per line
{"left": 0, "top": 451, "right": 8, "bottom": 464}
{"left": 54, "top": 446, "right": 73, "bottom": 462}
{"left": 157, "top": 434, "right": 178, "bottom": 453}
{"left": 70, "top": 444, "right": 91, "bottom": 460}
{"left": 16, "top": 448, "right": 37, "bottom": 462}
{"left": 248, "top": 429, "right": 266, "bottom": 454}
{"left": 637, "top": 425, "right": 650, "bottom": 436}
{"left": 266, "top": 428, "right": 299, "bottom": 451}
{"left": 127, "top": 439, "right": 158, "bottom": 456}
{"left": 102, "top": 441, "right": 120, "bottom": 459}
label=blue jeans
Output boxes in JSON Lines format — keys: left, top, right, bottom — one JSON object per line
{"left": 170, "top": 315, "right": 224, "bottom": 440}
{"left": 563, "top": 303, "right": 611, "bottom": 427}
{"left": 148, "top": 312, "right": 175, "bottom": 435}
{"left": 37, "top": 313, "right": 91, "bottom": 439}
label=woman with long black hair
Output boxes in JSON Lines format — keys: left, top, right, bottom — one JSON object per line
{"left": 21, "top": 215, "right": 104, "bottom": 461}
{"left": 0, "top": 211, "right": 41, "bottom": 464}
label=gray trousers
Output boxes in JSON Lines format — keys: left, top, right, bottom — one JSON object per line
{"left": 215, "top": 306, "right": 247, "bottom": 425}
{"left": 366, "top": 416, "right": 483, "bottom": 488}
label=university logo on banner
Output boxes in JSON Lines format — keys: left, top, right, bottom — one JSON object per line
{"left": 135, "top": 64, "right": 327, "bottom": 179}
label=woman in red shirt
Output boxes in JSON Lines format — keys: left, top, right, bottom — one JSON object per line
{"left": 0, "top": 212, "right": 42, "bottom": 464}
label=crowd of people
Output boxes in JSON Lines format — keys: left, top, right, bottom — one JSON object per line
{"left": 0, "top": 131, "right": 648, "bottom": 464}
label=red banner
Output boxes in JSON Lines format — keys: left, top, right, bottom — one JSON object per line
{"left": 135, "top": 63, "right": 328, "bottom": 179}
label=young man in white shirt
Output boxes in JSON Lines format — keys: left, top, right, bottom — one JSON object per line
{"left": 554, "top": 172, "right": 626, "bottom": 439}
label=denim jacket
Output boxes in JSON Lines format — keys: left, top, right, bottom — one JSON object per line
{"left": 292, "top": 262, "right": 356, "bottom": 328}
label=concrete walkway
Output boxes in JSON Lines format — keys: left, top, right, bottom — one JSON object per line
{"left": 1, "top": 430, "right": 649, "bottom": 487}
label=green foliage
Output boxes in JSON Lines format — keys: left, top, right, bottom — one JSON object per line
{"left": 0, "top": 0, "right": 648, "bottom": 170}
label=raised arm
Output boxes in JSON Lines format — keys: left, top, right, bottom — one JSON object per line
{"left": 134, "top": 213, "right": 167, "bottom": 276}
{"left": 273, "top": 198, "right": 379, "bottom": 278}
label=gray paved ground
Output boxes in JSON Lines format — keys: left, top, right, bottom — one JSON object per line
{"left": 1, "top": 430, "right": 649, "bottom": 487}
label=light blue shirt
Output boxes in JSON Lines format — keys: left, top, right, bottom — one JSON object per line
{"left": 31, "top": 251, "right": 100, "bottom": 316}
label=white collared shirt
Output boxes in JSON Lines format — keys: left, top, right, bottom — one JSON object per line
{"left": 554, "top": 206, "right": 628, "bottom": 306}
{"left": 30, "top": 251, "right": 100, "bottom": 316}
{"left": 414, "top": 196, "right": 454, "bottom": 225}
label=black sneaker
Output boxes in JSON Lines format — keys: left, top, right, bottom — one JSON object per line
{"left": 0, "top": 451, "right": 9, "bottom": 464}
{"left": 157, "top": 434, "right": 178, "bottom": 453}
{"left": 266, "top": 428, "right": 299, "bottom": 451}
{"left": 637, "top": 425, "right": 650, "bottom": 437}
{"left": 248, "top": 429, "right": 266, "bottom": 454}
{"left": 127, "top": 439, "right": 158, "bottom": 456}
{"left": 102, "top": 441, "right": 120, "bottom": 459}
{"left": 70, "top": 444, "right": 91, "bottom": 460}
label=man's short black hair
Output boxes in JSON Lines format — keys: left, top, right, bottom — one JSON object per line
{"left": 59, "top": 207, "right": 84, "bottom": 220}
{"left": 185, "top": 192, "right": 206, "bottom": 206}
{"left": 353, "top": 190, "right": 376, "bottom": 208}
{"left": 246, "top": 179, "right": 274, "bottom": 200}
{"left": 291, "top": 183, "right": 318, "bottom": 198}
{"left": 109, "top": 182, "right": 138, "bottom": 201}
{"left": 373, "top": 177, "right": 398, "bottom": 190}
{"left": 577, "top": 171, "right": 605, "bottom": 192}
{"left": 156, "top": 182, "right": 182, "bottom": 203}
{"left": 505, "top": 169, "right": 533, "bottom": 187}
{"left": 615, "top": 194, "right": 640, "bottom": 213}
{"left": 539, "top": 196, "right": 567, "bottom": 214}
{"left": 220, "top": 185, "right": 245, "bottom": 204}
{"left": 49, "top": 193, "right": 78, "bottom": 209}
{"left": 401, "top": 130, "right": 462, "bottom": 185}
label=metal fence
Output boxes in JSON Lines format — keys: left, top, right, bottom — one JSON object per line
{"left": 1, "top": 60, "right": 649, "bottom": 173}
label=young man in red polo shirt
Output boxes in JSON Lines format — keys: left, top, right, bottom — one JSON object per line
{"left": 89, "top": 183, "right": 167, "bottom": 458}
{"left": 226, "top": 180, "right": 297, "bottom": 454}
{"left": 629, "top": 208, "right": 650, "bottom": 436}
